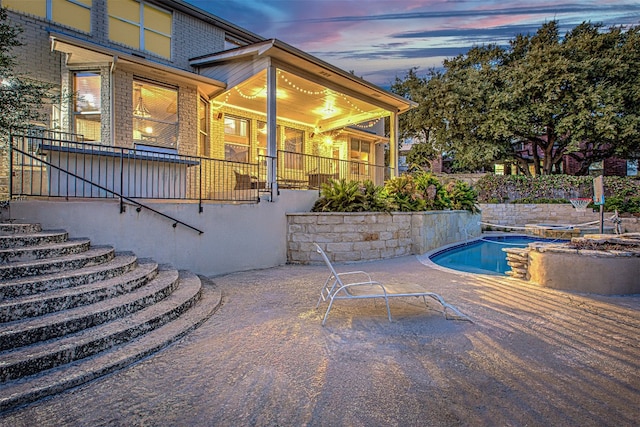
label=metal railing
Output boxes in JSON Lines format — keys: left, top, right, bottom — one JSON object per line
{"left": 9, "top": 131, "right": 262, "bottom": 204}
{"left": 274, "top": 150, "right": 390, "bottom": 190}
{"left": 8, "top": 131, "right": 391, "bottom": 205}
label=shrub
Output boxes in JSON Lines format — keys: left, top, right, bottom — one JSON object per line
{"left": 311, "top": 173, "right": 480, "bottom": 213}
{"left": 475, "top": 174, "right": 640, "bottom": 214}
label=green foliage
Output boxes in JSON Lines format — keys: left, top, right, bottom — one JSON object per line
{"left": 413, "top": 172, "right": 451, "bottom": 210}
{"left": 391, "top": 21, "right": 640, "bottom": 175}
{"left": 0, "top": 8, "right": 57, "bottom": 136}
{"left": 312, "top": 173, "right": 480, "bottom": 213}
{"left": 444, "top": 180, "right": 481, "bottom": 213}
{"left": 384, "top": 174, "right": 426, "bottom": 211}
{"left": 312, "top": 179, "right": 368, "bottom": 212}
{"left": 476, "top": 174, "right": 640, "bottom": 213}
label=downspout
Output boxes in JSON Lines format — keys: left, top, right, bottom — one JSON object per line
{"left": 110, "top": 56, "right": 117, "bottom": 146}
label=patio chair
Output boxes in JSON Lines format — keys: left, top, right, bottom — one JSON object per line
{"left": 314, "top": 243, "right": 472, "bottom": 326}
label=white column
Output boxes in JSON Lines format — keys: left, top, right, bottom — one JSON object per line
{"left": 389, "top": 112, "right": 399, "bottom": 178}
{"left": 266, "top": 63, "right": 278, "bottom": 198}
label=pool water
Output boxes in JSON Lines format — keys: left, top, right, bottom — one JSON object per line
{"left": 429, "top": 235, "right": 564, "bottom": 275}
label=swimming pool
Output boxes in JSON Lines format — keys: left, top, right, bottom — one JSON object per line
{"left": 427, "top": 235, "right": 566, "bottom": 275}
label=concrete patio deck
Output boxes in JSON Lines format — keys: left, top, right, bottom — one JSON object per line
{"left": 2, "top": 255, "right": 639, "bottom": 426}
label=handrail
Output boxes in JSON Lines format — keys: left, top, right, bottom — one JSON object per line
{"left": 10, "top": 143, "right": 204, "bottom": 235}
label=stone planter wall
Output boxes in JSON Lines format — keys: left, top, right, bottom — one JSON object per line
{"left": 287, "top": 211, "right": 481, "bottom": 263}
{"left": 479, "top": 203, "right": 640, "bottom": 233}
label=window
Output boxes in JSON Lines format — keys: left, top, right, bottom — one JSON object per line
{"left": 256, "top": 121, "right": 280, "bottom": 163}
{"left": 198, "top": 97, "right": 210, "bottom": 157}
{"left": 108, "top": 0, "right": 172, "bottom": 58}
{"left": 350, "top": 138, "right": 370, "bottom": 176}
{"left": 283, "top": 127, "right": 304, "bottom": 169}
{"left": 74, "top": 72, "right": 101, "bottom": 141}
{"left": 5, "top": 0, "right": 92, "bottom": 32}
{"left": 132, "top": 79, "right": 178, "bottom": 149}
{"left": 224, "top": 115, "right": 250, "bottom": 162}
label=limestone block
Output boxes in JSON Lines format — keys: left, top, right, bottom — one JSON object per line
{"left": 289, "top": 215, "right": 317, "bottom": 224}
{"left": 317, "top": 215, "right": 344, "bottom": 225}
{"left": 334, "top": 251, "right": 361, "bottom": 262}
{"left": 327, "top": 242, "right": 353, "bottom": 252}
{"left": 344, "top": 215, "right": 366, "bottom": 224}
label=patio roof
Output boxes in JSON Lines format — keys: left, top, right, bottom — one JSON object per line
{"left": 190, "top": 39, "right": 416, "bottom": 133}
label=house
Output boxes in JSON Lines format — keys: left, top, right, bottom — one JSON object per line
{"left": 3, "top": 0, "right": 413, "bottom": 200}
{"left": 2, "top": 0, "right": 414, "bottom": 275}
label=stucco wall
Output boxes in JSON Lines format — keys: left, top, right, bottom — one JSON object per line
{"left": 528, "top": 249, "right": 640, "bottom": 295}
{"left": 8, "top": 190, "right": 318, "bottom": 277}
{"left": 479, "top": 203, "right": 640, "bottom": 233}
{"left": 287, "top": 211, "right": 481, "bottom": 264}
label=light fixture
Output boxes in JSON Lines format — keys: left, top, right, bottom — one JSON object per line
{"left": 133, "top": 85, "right": 151, "bottom": 118}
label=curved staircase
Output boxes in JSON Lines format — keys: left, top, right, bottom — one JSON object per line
{"left": 0, "top": 222, "right": 221, "bottom": 412}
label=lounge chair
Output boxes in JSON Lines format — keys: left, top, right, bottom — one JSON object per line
{"left": 314, "top": 243, "right": 472, "bottom": 326}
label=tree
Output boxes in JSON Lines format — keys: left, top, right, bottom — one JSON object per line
{"left": 392, "top": 21, "right": 640, "bottom": 175}
{"left": 0, "top": 7, "right": 56, "bottom": 138}
{"left": 391, "top": 68, "right": 448, "bottom": 172}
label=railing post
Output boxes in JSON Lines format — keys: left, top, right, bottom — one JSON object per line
{"left": 198, "top": 159, "right": 203, "bottom": 213}
{"left": 8, "top": 130, "right": 13, "bottom": 200}
{"left": 119, "top": 150, "right": 124, "bottom": 213}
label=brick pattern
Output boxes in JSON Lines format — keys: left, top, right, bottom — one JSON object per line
{"left": 287, "top": 211, "right": 481, "bottom": 263}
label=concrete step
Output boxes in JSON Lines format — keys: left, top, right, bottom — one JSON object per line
{"left": 0, "top": 238, "right": 91, "bottom": 264}
{"left": 0, "top": 230, "right": 68, "bottom": 249}
{"left": 0, "top": 267, "right": 179, "bottom": 352}
{"left": 0, "top": 260, "right": 159, "bottom": 322}
{"left": 0, "top": 223, "right": 42, "bottom": 234}
{"left": 0, "top": 278, "right": 221, "bottom": 413}
{"left": 0, "top": 270, "right": 203, "bottom": 383}
{"left": 0, "top": 253, "right": 138, "bottom": 299}
{"left": 0, "top": 245, "right": 115, "bottom": 281}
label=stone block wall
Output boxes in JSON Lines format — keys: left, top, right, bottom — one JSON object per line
{"left": 287, "top": 211, "right": 481, "bottom": 264}
{"left": 479, "top": 203, "right": 640, "bottom": 233}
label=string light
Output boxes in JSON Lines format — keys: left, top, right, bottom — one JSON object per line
{"left": 235, "top": 85, "right": 266, "bottom": 100}
{"left": 278, "top": 70, "right": 328, "bottom": 96}
{"left": 353, "top": 117, "right": 384, "bottom": 129}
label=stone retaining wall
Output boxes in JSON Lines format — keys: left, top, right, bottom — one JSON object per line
{"left": 479, "top": 203, "right": 640, "bottom": 233}
{"left": 287, "top": 211, "right": 481, "bottom": 263}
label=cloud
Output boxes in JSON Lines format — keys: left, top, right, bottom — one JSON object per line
{"left": 186, "top": 0, "right": 640, "bottom": 85}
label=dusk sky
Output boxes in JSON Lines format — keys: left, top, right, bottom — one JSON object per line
{"left": 187, "top": 1, "right": 640, "bottom": 87}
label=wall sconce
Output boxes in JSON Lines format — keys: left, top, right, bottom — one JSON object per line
{"left": 217, "top": 112, "right": 223, "bottom": 120}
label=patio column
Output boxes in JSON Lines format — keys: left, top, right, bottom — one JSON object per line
{"left": 266, "top": 63, "right": 278, "bottom": 198}
{"left": 389, "top": 112, "right": 399, "bottom": 178}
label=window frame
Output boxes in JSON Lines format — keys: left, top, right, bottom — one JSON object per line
{"left": 224, "top": 115, "right": 250, "bottom": 163}
{"left": 73, "top": 71, "right": 101, "bottom": 142}
{"left": 198, "top": 96, "right": 210, "bottom": 157}
{"left": 132, "top": 78, "right": 179, "bottom": 149}
{"left": 4, "top": 0, "right": 92, "bottom": 32}
{"left": 108, "top": 0, "right": 172, "bottom": 59}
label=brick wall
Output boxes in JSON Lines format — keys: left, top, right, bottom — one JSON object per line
{"left": 287, "top": 211, "right": 481, "bottom": 263}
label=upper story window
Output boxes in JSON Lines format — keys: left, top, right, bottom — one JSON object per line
{"left": 4, "top": 0, "right": 92, "bottom": 33}
{"left": 108, "top": 0, "right": 172, "bottom": 59}
{"left": 132, "top": 79, "right": 178, "bottom": 149}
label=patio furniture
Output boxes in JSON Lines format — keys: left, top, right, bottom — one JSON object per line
{"left": 234, "top": 170, "right": 264, "bottom": 190}
{"left": 314, "top": 243, "right": 472, "bottom": 326}
{"left": 308, "top": 172, "right": 339, "bottom": 188}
